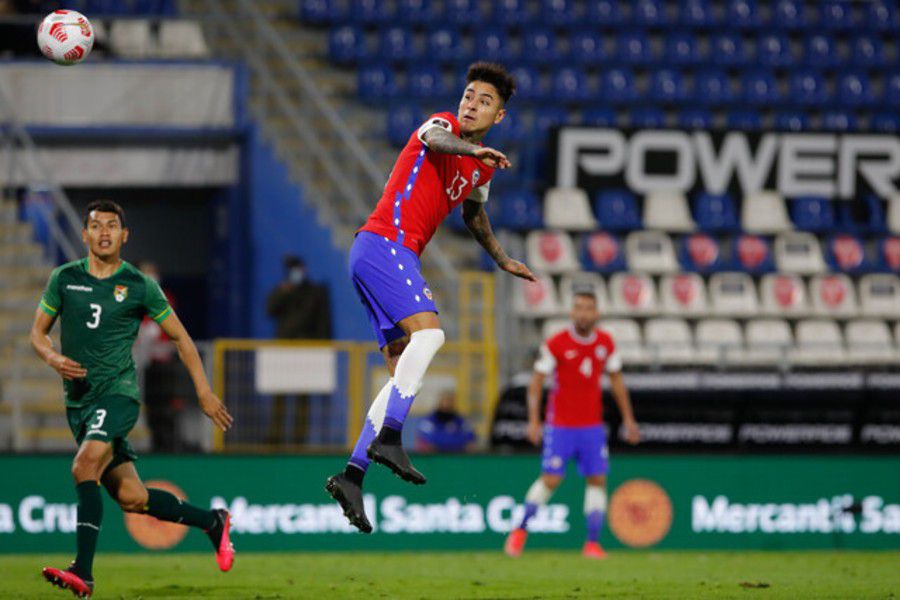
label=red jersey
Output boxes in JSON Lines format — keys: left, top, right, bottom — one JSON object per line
{"left": 534, "top": 327, "right": 621, "bottom": 427}
{"left": 359, "top": 112, "right": 494, "bottom": 256}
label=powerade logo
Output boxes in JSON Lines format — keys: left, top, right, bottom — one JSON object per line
{"left": 210, "top": 495, "right": 570, "bottom": 535}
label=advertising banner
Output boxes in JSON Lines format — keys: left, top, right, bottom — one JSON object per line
{"left": 0, "top": 455, "right": 897, "bottom": 553}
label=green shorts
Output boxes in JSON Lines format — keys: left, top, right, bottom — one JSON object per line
{"left": 67, "top": 395, "right": 140, "bottom": 473}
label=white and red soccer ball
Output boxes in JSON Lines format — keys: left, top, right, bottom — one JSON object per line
{"left": 37, "top": 10, "right": 94, "bottom": 66}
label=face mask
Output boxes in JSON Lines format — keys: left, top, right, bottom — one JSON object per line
{"left": 288, "top": 268, "right": 306, "bottom": 285}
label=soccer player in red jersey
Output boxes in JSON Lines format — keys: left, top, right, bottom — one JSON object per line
{"left": 505, "top": 286, "right": 640, "bottom": 559}
{"left": 327, "top": 63, "right": 537, "bottom": 533}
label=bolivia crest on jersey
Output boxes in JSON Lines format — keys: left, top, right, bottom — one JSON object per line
{"left": 114, "top": 285, "right": 128, "bottom": 303}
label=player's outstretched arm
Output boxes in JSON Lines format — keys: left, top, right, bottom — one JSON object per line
{"left": 609, "top": 371, "right": 640, "bottom": 445}
{"left": 422, "top": 127, "right": 511, "bottom": 169}
{"left": 526, "top": 371, "right": 546, "bottom": 446}
{"left": 30, "top": 308, "right": 87, "bottom": 380}
{"left": 463, "top": 199, "right": 536, "bottom": 281}
{"left": 159, "top": 311, "right": 234, "bottom": 432}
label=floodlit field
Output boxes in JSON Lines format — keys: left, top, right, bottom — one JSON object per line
{"left": 2, "top": 550, "right": 897, "bottom": 599}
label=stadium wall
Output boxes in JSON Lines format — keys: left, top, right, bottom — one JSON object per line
{"left": 0, "top": 455, "right": 896, "bottom": 553}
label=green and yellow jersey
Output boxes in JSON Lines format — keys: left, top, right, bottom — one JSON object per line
{"left": 39, "top": 259, "right": 172, "bottom": 408}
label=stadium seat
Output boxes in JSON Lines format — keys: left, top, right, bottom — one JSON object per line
{"left": 859, "top": 274, "right": 900, "bottom": 318}
{"left": 803, "top": 35, "right": 840, "bottom": 68}
{"left": 507, "top": 65, "right": 546, "bottom": 103}
{"left": 878, "top": 237, "right": 900, "bottom": 273}
{"left": 818, "top": 0, "right": 855, "bottom": 31}
{"left": 600, "top": 68, "right": 638, "bottom": 104}
{"left": 328, "top": 25, "right": 366, "bottom": 65}
{"left": 568, "top": 30, "right": 608, "bottom": 66}
{"left": 109, "top": 20, "right": 156, "bottom": 58}
{"left": 633, "top": 0, "right": 668, "bottom": 26}
{"left": 837, "top": 73, "right": 875, "bottom": 108}
{"left": 526, "top": 230, "right": 580, "bottom": 274}
{"left": 774, "top": 232, "right": 826, "bottom": 274}
{"left": 649, "top": 70, "right": 689, "bottom": 104}
{"left": 514, "top": 275, "right": 560, "bottom": 317}
{"left": 757, "top": 34, "right": 792, "bottom": 67}
{"left": 351, "top": 0, "right": 394, "bottom": 25}
{"left": 426, "top": 27, "right": 465, "bottom": 65}
{"left": 825, "top": 234, "right": 868, "bottom": 273}
{"left": 493, "top": 0, "right": 533, "bottom": 25}
{"left": 644, "top": 318, "right": 696, "bottom": 365}
{"left": 710, "top": 33, "right": 749, "bottom": 66}
{"left": 357, "top": 65, "right": 398, "bottom": 102}
{"left": 616, "top": 32, "right": 653, "bottom": 66}
{"left": 871, "top": 112, "right": 900, "bottom": 133}
{"left": 552, "top": 68, "right": 592, "bottom": 104}
{"left": 665, "top": 33, "right": 701, "bottom": 66}
{"left": 678, "top": 233, "right": 723, "bottom": 273}
{"left": 300, "top": 0, "right": 347, "bottom": 25}
{"left": 810, "top": 274, "right": 858, "bottom": 318}
{"left": 660, "top": 273, "right": 708, "bottom": 317}
{"left": 790, "top": 319, "right": 846, "bottom": 367}
{"left": 845, "top": 320, "right": 897, "bottom": 366}
{"left": 630, "top": 108, "right": 666, "bottom": 129}
{"left": 489, "top": 107, "right": 526, "bottom": 146}
{"left": 821, "top": 111, "right": 858, "bottom": 132}
{"left": 582, "top": 107, "right": 617, "bottom": 128}
{"left": 496, "top": 191, "right": 543, "bottom": 231}
{"left": 643, "top": 191, "right": 695, "bottom": 232}
{"left": 726, "top": 111, "right": 762, "bottom": 131}
{"left": 727, "top": 0, "right": 762, "bottom": 28}
{"left": 743, "top": 191, "right": 792, "bottom": 234}
{"left": 608, "top": 273, "right": 658, "bottom": 316}
{"left": 594, "top": 190, "right": 641, "bottom": 231}
{"left": 888, "top": 195, "right": 900, "bottom": 234}
{"left": 378, "top": 27, "right": 417, "bottom": 63}
{"left": 396, "top": 0, "right": 437, "bottom": 25}
{"left": 733, "top": 234, "right": 775, "bottom": 274}
{"left": 790, "top": 70, "right": 829, "bottom": 107}
{"left": 386, "top": 105, "right": 423, "bottom": 147}
{"left": 775, "top": 111, "right": 810, "bottom": 131}
{"left": 744, "top": 319, "right": 792, "bottom": 366}
{"left": 541, "top": 317, "right": 571, "bottom": 339}
{"left": 692, "top": 193, "right": 738, "bottom": 233}
{"left": 445, "top": 0, "right": 482, "bottom": 26}
{"left": 522, "top": 27, "right": 561, "bottom": 66}
{"left": 581, "top": 232, "right": 627, "bottom": 273}
{"left": 543, "top": 188, "right": 597, "bottom": 231}
{"left": 790, "top": 196, "right": 835, "bottom": 232}
{"left": 695, "top": 319, "right": 744, "bottom": 365}
{"left": 475, "top": 28, "right": 515, "bottom": 64}
{"left": 157, "top": 21, "right": 209, "bottom": 58}
{"left": 678, "top": 109, "right": 713, "bottom": 130}
{"left": 559, "top": 272, "right": 609, "bottom": 312}
{"left": 541, "top": 0, "right": 578, "bottom": 27}
{"left": 586, "top": 0, "right": 625, "bottom": 26}
{"left": 709, "top": 272, "right": 759, "bottom": 317}
{"left": 625, "top": 231, "right": 679, "bottom": 274}
{"left": 742, "top": 71, "right": 780, "bottom": 106}
{"left": 837, "top": 195, "right": 889, "bottom": 236}
{"left": 678, "top": 0, "right": 715, "bottom": 28}
{"left": 599, "top": 318, "right": 649, "bottom": 367}
{"left": 772, "top": 0, "right": 806, "bottom": 30}
{"left": 760, "top": 273, "right": 808, "bottom": 317}
{"left": 866, "top": 1, "right": 899, "bottom": 33}
{"left": 852, "top": 36, "right": 887, "bottom": 68}
{"left": 406, "top": 64, "right": 446, "bottom": 100}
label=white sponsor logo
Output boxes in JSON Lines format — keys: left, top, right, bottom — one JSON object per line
{"left": 632, "top": 423, "right": 733, "bottom": 444}
{"left": 860, "top": 424, "right": 900, "bottom": 444}
{"left": 738, "top": 424, "right": 852, "bottom": 445}
{"left": 0, "top": 496, "right": 78, "bottom": 534}
{"left": 66, "top": 285, "right": 93, "bottom": 292}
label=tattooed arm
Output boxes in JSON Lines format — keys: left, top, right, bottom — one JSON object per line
{"left": 422, "top": 127, "right": 511, "bottom": 169}
{"left": 463, "top": 199, "right": 536, "bottom": 281}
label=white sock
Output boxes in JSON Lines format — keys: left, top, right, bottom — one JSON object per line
{"left": 367, "top": 379, "right": 393, "bottom": 431}
{"left": 584, "top": 485, "right": 607, "bottom": 514}
{"left": 393, "top": 329, "right": 446, "bottom": 398}
{"left": 525, "top": 479, "right": 554, "bottom": 505}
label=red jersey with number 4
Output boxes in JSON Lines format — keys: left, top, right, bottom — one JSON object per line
{"left": 534, "top": 328, "right": 621, "bottom": 427}
{"left": 359, "top": 112, "right": 494, "bottom": 256}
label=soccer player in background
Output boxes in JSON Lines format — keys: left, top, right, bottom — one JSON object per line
{"left": 504, "top": 287, "right": 640, "bottom": 559}
{"left": 31, "top": 201, "right": 235, "bottom": 598}
{"left": 326, "top": 62, "right": 536, "bottom": 533}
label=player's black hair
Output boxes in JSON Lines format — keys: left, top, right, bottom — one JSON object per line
{"left": 83, "top": 200, "right": 126, "bottom": 228}
{"left": 466, "top": 62, "right": 516, "bottom": 104}
{"left": 572, "top": 284, "right": 598, "bottom": 304}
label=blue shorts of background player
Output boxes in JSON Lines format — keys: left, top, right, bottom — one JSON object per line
{"left": 541, "top": 424, "right": 609, "bottom": 477}
{"left": 349, "top": 231, "right": 439, "bottom": 349}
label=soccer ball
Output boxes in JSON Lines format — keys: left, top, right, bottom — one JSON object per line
{"left": 37, "top": 10, "right": 94, "bottom": 66}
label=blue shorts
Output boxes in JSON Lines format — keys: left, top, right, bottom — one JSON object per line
{"left": 541, "top": 424, "right": 609, "bottom": 477}
{"left": 350, "top": 231, "right": 438, "bottom": 349}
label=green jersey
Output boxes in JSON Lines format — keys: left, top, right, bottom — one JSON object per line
{"left": 39, "top": 258, "right": 173, "bottom": 408}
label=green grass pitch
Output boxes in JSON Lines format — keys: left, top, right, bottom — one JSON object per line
{"left": 1, "top": 550, "right": 897, "bottom": 599}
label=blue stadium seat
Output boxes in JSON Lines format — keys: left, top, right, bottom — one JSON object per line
{"left": 497, "top": 191, "right": 543, "bottom": 231}
{"left": 790, "top": 196, "right": 835, "bottom": 232}
{"left": 825, "top": 234, "right": 869, "bottom": 273}
{"left": 328, "top": 25, "right": 366, "bottom": 65}
{"left": 732, "top": 234, "right": 775, "bottom": 273}
{"left": 493, "top": 0, "right": 533, "bottom": 26}
{"left": 582, "top": 107, "right": 617, "bottom": 127}
{"left": 803, "top": 35, "right": 840, "bottom": 68}
{"left": 871, "top": 112, "right": 900, "bottom": 133}
{"left": 772, "top": 0, "right": 806, "bottom": 30}
{"left": 885, "top": 73, "right": 900, "bottom": 108}
{"left": 757, "top": 34, "right": 793, "bottom": 67}
{"left": 488, "top": 108, "right": 526, "bottom": 146}
{"left": 665, "top": 33, "right": 701, "bottom": 66}
{"left": 633, "top": 0, "right": 668, "bottom": 27}
{"left": 351, "top": 0, "right": 394, "bottom": 25}
{"left": 521, "top": 27, "right": 560, "bottom": 66}
{"left": 650, "top": 69, "right": 689, "bottom": 104}
{"left": 568, "top": 30, "right": 607, "bottom": 66}
{"left": 693, "top": 193, "right": 739, "bottom": 233}
{"left": 378, "top": 27, "right": 417, "bottom": 63}
{"left": 445, "top": 0, "right": 482, "bottom": 27}
{"left": 678, "top": 109, "right": 713, "bottom": 130}
{"left": 837, "top": 72, "right": 875, "bottom": 108}
{"left": 790, "top": 70, "right": 829, "bottom": 107}
{"left": 616, "top": 32, "right": 653, "bottom": 66}
{"left": 396, "top": 0, "right": 437, "bottom": 25}
{"left": 300, "top": 0, "right": 346, "bottom": 25}
{"left": 541, "top": 0, "right": 578, "bottom": 26}
{"left": 532, "top": 107, "right": 570, "bottom": 139}
{"left": 821, "top": 111, "right": 858, "bottom": 131}
{"left": 863, "top": 195, "right": 889, "bottom": 235}
{"left": 386, "top": 104, "right": 422, "bottom": 147}
{"left": 775, "top": 111, "right": 809, "bottom": 131}
{"left": 852, "top": 36, "right": 886, "bottom": 68}
{"left": 357, "top": 65, "right": 398, "bottom": 102}
{"left": 594, "top": 190, "right": 642, "bottom": 231}
{"left": 553, "top": 68, "right": 592, "bottom": 104}
{"left": 694, "top": 70, "right": 734, "bottom": 106}
{"left": 427, "top": 27, "right": 465, "bottom": 65}
{"left": 679, "top": 233, "right": 724, "bottom": 273}
{"left": 877, "top": 237, "right": 900, "bottom": 273}
{"left": 866, "top": 1, "right": 899, "bottom": 33}
{"left": 407, "top": 64, "right": 446, "bottom": 99}
{"left": 710, "top": 33, "right": 749, "bottom": 66}
{"left": 600, "top": 68, "right": 638, "bottom": 104}
{"left": 819, "top": 0, "right": 855, "bottom": 31}
{"left": 742, "top": 71, "right": 780, "bottom": 106}
{"left": 581, "top": 232, "right": 627, "bottom": 273}
{"left": 726, "top": 110, "right": 762, "bottom": 130}
{"left": 678, "top": 0, "right": 716, "bottom": 28}
{"left": 508, "top": 65, "right": 546, "bottom": 102}
{"left": 475, "top": 28, "right": 516, "bottom": 64}
{"left": 630, "top": 108, "right": 666, "bottom": 128}
{"left": 586, "top": 0, "right": 625, "bottom": 26}
{"left": 727, "top": 0, "right": 762, "bottom": 28}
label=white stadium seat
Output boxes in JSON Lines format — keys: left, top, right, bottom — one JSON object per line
{"left": 774, "top": 232, "right": 826, "bottom": 274}
{"left": 845, "top": 320, "right": 897, "bottom": 365}
{"left": 158, "top": 20, "right": 211, "bottom": 58}
{"left": 543, "top": 187, "right": 598, "bottom": 231}
{"left": 659, "top": 273, "right": 708, "bottom": 316}
{"left": 541, "top": 318, "right": 571, "bottom": 340}
{"left": 110, "top": 20, "right": 156, "bottom": 58}
{"left": 742, "top": 191, "right": 792, "bottom": 234}
{"left": 558, "top": 272, "right": 609, "bottom": 313}
{"left": 608, "top": 272, "right": 658, "bottom": 316}
{"left": 695, "top": 319, "right": 744, "bottom": 365}
{"left": 526, "top": 230, "right": 580, "bottom": 274}
{"left": 514, "top": 275, "right": 560, "bottom": 317}
{"left": 709, "top": 272, "right": 759, "bottom": 317}
{"left": 789, "top": 319, "right": 846, "bottom": 367}
{"left": 760, "top": 273, "right": 808, "bottom": 317}
{"left": 643, "top": 191, "right": 695, "bottom": 232}
{"left": 888, "top": 194, "right": 900, "bottom": 235}
{"left": 859, "top": 274, "right": 900, "bottom": 318}
{"left": 600, "top": 318, "right": 649, "bottom": 367}
{"left": 744, "top": 319, "right": 792, "bottom": 366}
{"left": 809, "top": 274, "right": 858, "bottom": 318}
{"left": 625, "top": 231, "right": 678, "bottom": 274}
{"left": 644, "top": 318, "right": 695, "bottom": 365}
